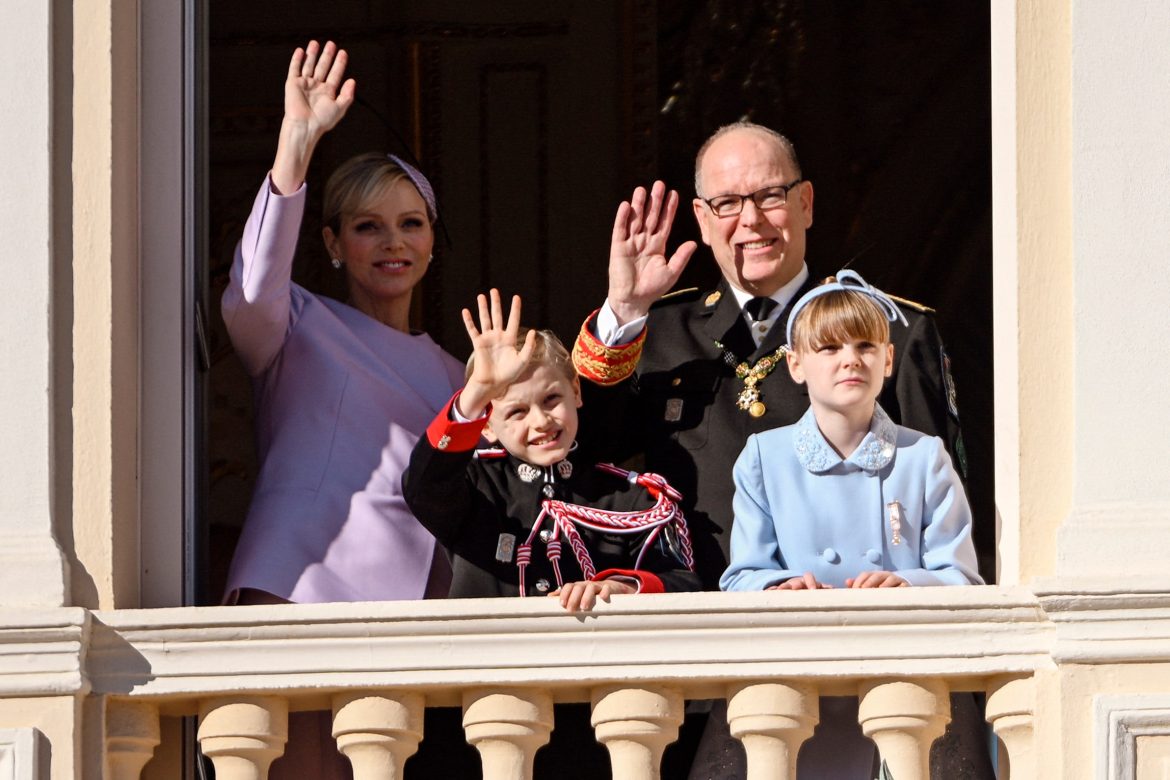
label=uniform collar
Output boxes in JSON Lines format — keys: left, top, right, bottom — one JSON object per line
{"left": 724, "top": 264, "right": 811, "bottom": 319}
{"left": 793, "top": 404, "right": 897, "bottom": 474}
{"left": 511, "top": 450, "right": 576, "bottom": 484}
{"left": 704, "top": 265, "right": 812, "bottom": 359}
{"left": 701, "top": 278, "right": 746, "bottom": 347}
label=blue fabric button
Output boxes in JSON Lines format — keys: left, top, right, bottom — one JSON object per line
{"left": 821, "top": 548, "right": 839, "bottom": 563}
{"left": 865, "top": 549, "right": 882, "bottom": 564}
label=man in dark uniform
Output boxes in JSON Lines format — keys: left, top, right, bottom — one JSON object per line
{"left": 573, "top": 121, "right": 964, "bottom": 589}
{"left": 571, "top": 121, "right": 989, "bottom": 779}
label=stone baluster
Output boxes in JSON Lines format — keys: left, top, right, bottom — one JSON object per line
{"left": 331, "top": 692, "right": 424, "bottom": 780}
{"left": 462, "top": 688, "right": 553, "bottom": 780}
{"left": 727, "top": 682, "right": 819, "bottom": 780}
{"left": 197, "top": 696, "right": 288, "bottom": 780}
{"left": 591, "top": 685, "right": 683, "bottom": 780}
{"left": 858, "top": 679, "right": 950, "bottom": 780}
{"left": 106, "top": 700, "right": 161, "bottom": 780}
{"left": 986, "top": 675, "right": 1036, "bottom": 779}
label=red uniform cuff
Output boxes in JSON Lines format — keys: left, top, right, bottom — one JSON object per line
{"left": 592, "top": 568, "right": 665, "bottom": 594}
{"left": 571, "top": 309, "right": 645, "bottom": 386}
{"left": 426, "top": 392, "right": 490, "bottom": 451}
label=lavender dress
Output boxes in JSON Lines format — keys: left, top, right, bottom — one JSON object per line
{"left": 222, "top": 176, "right": 464, "bottom": 604}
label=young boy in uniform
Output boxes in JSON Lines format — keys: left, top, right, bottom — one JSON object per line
{"left": 403, "top": 289, "right": 699, "bottom": 610}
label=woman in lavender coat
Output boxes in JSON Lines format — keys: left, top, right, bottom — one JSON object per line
{"left": 218, "top": 39, "right": 471, "bottom": 777}
{"left": 221, "top": 39, "right": 463, "bottom": 607}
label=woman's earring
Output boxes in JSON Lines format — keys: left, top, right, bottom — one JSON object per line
{"left": 331, "top": 257, "right": 343, "bottom": 269}
{"left": 427, "top": 254, "right": 434, "bottom": 264}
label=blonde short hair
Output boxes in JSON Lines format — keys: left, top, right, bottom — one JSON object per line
{"left": 789, "top": 283, "right": 891, "bottom": 353}
{"left": 322, "top": 152, "right": 430, "bottom": 233}
{"left": 465, "top": 328, "right": 577, "bottom": 384}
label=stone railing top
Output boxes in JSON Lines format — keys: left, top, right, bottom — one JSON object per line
{"left": 78, "top": 587, "right": 1051, "bottom": 711}
{"left": 8, "top": 584, "right": 1170, "bottom": 709}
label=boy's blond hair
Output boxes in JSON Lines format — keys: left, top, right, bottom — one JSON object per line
{"left": 789, "top": 283, "right": 891, "bottom": 353}
{"left": 465, "top": 328, "right": 577, "bottom": 384}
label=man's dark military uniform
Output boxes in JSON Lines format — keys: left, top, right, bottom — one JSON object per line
{"left": 578, "top": 274, "right": 963, "bottom": 591}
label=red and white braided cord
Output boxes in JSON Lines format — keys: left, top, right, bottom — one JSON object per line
{"left": 515, "top": 467, "right": 695, "bottom": 596}
{"left": 544, "top": 492, "right": 694, "bottom": 570}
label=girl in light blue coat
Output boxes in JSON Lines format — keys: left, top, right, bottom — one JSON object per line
{"left": 717, "top": 271, "right": 983, "bottom": 779}
{"left": 720, "top": 270, "right": 982, "bottom": 592}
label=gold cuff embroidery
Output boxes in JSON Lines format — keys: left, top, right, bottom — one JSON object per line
{"left": 572, "top": 312, "right": 645, "bottom": 386}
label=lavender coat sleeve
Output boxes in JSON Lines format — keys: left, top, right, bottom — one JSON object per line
{"left": 220, "top": 176, "right": 466, "bottom": 605}
{"left": 221, "top": 175, "right": 305, "bottom": 377}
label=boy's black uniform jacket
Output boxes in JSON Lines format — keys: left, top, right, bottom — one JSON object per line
{"left": 576, "top": 275, "right": 965, "bottom": 590}
{"left": 402, "top": 395, "right": 701, "bottom": 598}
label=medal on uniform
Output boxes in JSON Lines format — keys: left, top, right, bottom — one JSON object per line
{"left": 664, "top": 397, "right": 683, "bottom": 422}
{"left": 887, "top": 500, "right": 904, "bottom": 546}
{"left": 731, "top": 345, "right": 788, "bottom": 417}
{"left": 495, "top": 532, "right": 516, "bottom": 563}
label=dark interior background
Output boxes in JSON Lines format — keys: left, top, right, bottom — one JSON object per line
{"left": 204, "top": 0, "right": 993, "bottom": 602}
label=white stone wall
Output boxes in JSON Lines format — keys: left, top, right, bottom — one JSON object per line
{"left": 1072, "top": 0, "right": 1170, "bottom": 506}
{"left": 1054, "top": 0, "right": 1170, "bottom": 580}
{"left": 0, "top": 0, "right": 68, "bottom": 607}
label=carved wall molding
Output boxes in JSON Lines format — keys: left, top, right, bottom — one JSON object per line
{"left": 1097, "top": 694, "right": 1170, "bottom": 780}
{"left": 0, "top": 729, "right": 47, "bottom": 780}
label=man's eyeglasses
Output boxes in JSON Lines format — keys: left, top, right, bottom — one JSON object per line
{"left": 701, "top": 179, "right": 804, "bottom": 218}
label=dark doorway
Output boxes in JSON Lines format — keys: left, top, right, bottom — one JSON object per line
{"left": 204, "top": 0, "right": 993, "bottom": 602}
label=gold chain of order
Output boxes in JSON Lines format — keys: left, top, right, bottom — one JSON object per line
{"left": 731, "top": 345, "right": 788, "bottom": 417}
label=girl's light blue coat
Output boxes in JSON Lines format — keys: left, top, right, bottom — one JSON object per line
{"left": 720, "top": 404, "right": 983, "bottom": 591}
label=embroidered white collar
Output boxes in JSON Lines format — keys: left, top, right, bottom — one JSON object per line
{"left": 513, "top": 441, "right": 577, "bottom": 483}
{"left": 516, "top": 459, "right": 574, "bottom": 482}
{"left": 793, "top": 404, "right": 898, "bottom": 474}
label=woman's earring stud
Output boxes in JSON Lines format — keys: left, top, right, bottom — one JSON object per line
{"left": 331, "top": 257, "right": 343, "bottom": 269}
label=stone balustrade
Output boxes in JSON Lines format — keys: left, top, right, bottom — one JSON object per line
{"left": 22, "top": 585, "right": 1153, "bottom": 778}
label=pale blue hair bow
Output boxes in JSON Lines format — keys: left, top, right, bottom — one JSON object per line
{"left": 785, "top": 269, "right": 909, "bottom": 347}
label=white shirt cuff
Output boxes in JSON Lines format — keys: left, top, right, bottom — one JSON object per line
{"left": 451, "top": 391, "right": 490, "bottom": 424}
{"left": 598, "top": 300, "right": 648, "bottom": 346}
{"left": 602, "top": 574, "right": 643, "bottom": 593}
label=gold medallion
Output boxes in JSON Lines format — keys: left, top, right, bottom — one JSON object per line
{"left": 731, "top": 345, "right": 788, "bottom": 417}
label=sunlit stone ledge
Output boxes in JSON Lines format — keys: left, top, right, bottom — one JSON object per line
{"left": 78, "top": 587, "right": 1052, "bottom": 709}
